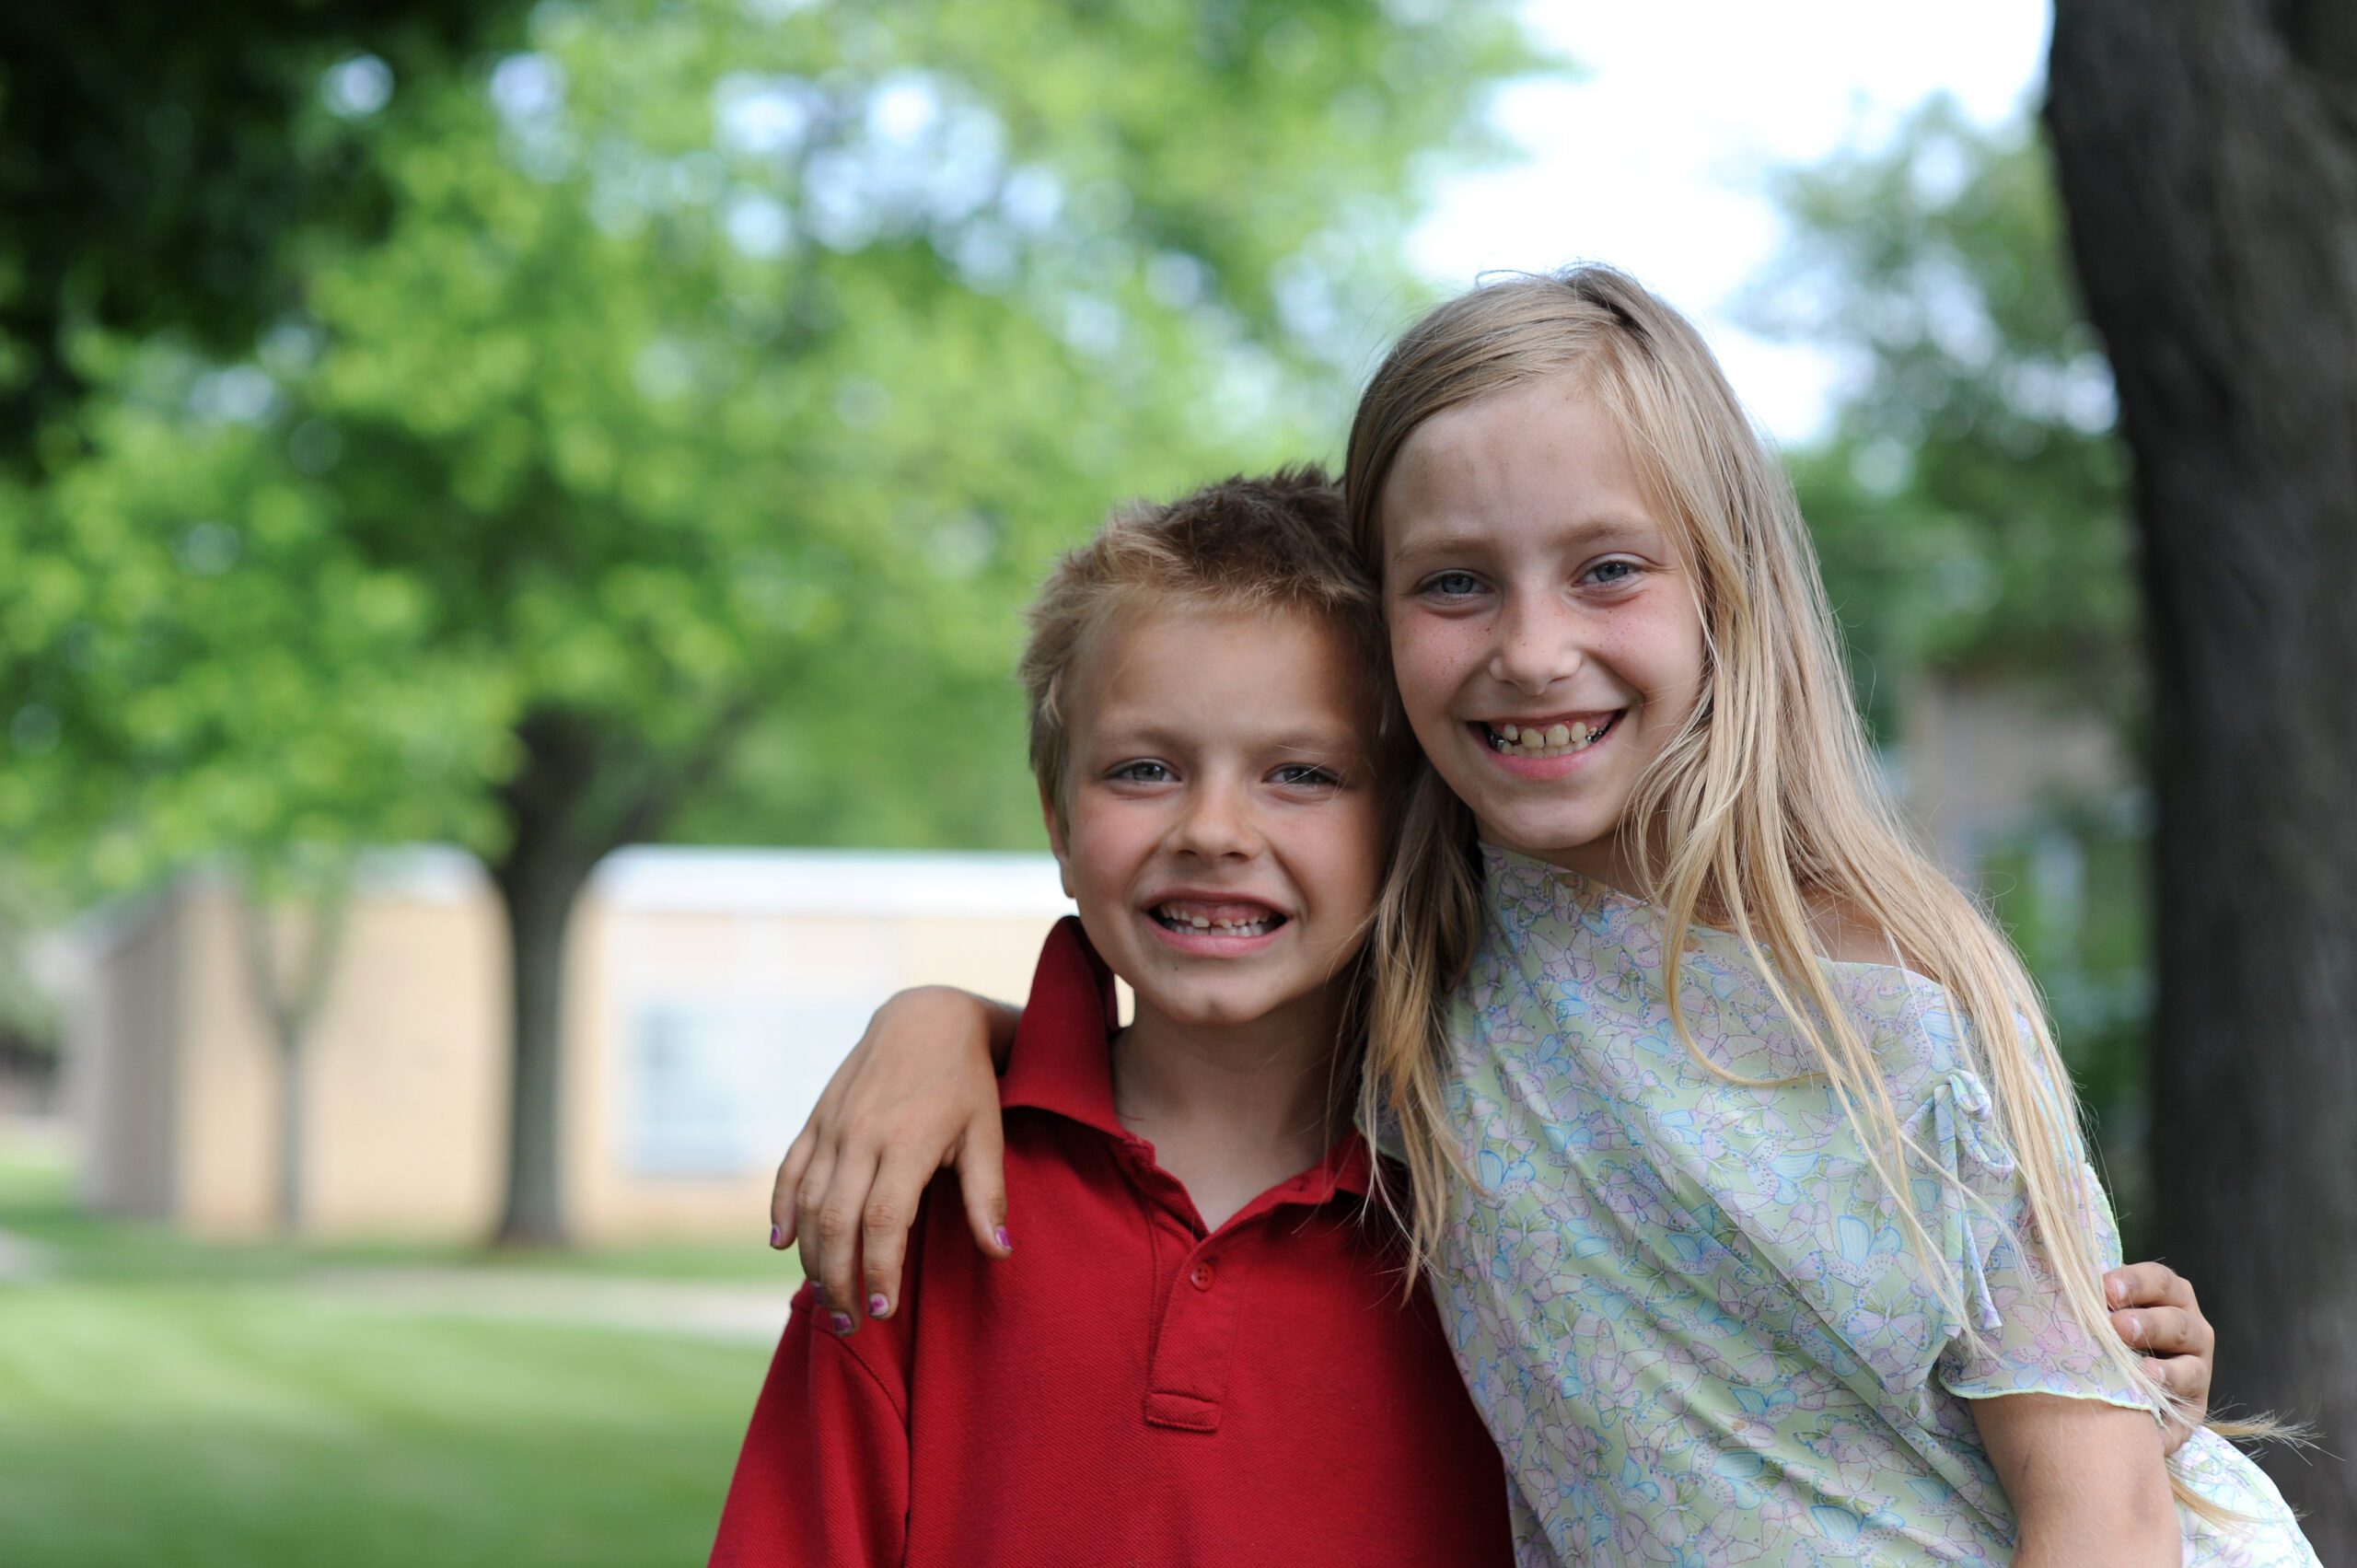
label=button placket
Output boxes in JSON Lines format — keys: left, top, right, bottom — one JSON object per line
{"left": 1143, "top": 1236, "right": 1251, "bottom": 1432}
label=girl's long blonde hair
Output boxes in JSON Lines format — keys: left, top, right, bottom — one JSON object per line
{"left": 1346, "top": 266, "right": 2239, "bottom": 1485}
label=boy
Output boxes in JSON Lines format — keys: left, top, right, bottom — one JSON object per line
{"left": 709, "top": 470, "right": 1514, "bottom": 1564}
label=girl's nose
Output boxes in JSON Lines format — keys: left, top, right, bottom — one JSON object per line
{"left": 1487, "top": 594, "right": 1584, "bottom": 694}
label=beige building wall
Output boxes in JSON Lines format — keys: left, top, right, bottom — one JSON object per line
{"left": 69, "top": 889, "right": 183, "bottom": 1215}
{"left": 563, "top": 851, "right": 1071, "bottom": 1244}
{"left": 68, "top": 848, "right": 1069, "bottom": 1244}
{"left": 1901, "top": 671, "right": 2127, "bottom": 872}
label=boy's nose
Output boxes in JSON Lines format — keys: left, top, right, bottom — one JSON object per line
{"left": 1168, "top": 783, "right": 1260, "bottom": 859}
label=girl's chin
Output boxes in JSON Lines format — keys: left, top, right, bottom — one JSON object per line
{"left": 1470, "top": 816, "right": 1620, "bottom": 875}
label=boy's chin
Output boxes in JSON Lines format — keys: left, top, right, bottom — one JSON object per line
{"left": 1129, "top": 971, "right": 1337, "bottom": 1034}
{"left": 1133, "top": 983, "right": 1294, "bottom": 1030}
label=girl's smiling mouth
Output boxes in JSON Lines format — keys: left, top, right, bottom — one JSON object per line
{"left": 1469, "top": 711, "right": 1623, "bottom": 780}
{"left": 1473, "top": 711, "right": 1621, "bottom": 758}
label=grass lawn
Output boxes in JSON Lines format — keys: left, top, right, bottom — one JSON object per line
{"left": 0, "top": 1131, "right": 792, "bottom": 1568}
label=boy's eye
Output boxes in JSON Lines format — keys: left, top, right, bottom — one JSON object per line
{"left": 1420, "top": 570, "right": 1483, "bottom": 598}
{"left": 1110, "top": 761, "right": 1171, "bottom": 784}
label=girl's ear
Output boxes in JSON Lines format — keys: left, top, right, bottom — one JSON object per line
{"left": 1040, "top": 786, "right": 1074, "bottom": 900}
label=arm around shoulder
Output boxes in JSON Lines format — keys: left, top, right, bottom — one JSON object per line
{"left": 772, "top": 985, "right": 1019, "bottom": 1326}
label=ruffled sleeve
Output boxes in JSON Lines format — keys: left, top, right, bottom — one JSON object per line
{"left": 1922, "top": 1055, "right": 2148, "bottom": 1410}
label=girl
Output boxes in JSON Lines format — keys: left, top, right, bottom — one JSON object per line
{"left": 780, "top": 268, "right": 2307, "bottom": 1565}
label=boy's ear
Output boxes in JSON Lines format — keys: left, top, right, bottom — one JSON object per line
{"left": 1040, "top": 785, "right": 1074, "bottom": 900}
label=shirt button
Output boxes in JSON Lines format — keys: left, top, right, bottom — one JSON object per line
{"left": 1189, "top": 1260, "right": 1215, "bottom": 1291}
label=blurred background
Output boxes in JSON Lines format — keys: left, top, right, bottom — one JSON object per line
{"left": 1, "top": 0, "right": 2348, "bottom": 1562}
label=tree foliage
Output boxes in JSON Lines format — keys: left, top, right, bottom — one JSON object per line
{"left": 4, "top": 0, "right": 1533, "bottom": 1238}
{"left": 0, "top": 0, "right": 529, "bottom": 465}
{"left": 1747, "top": 99, "right": 2136, "bottom": 738}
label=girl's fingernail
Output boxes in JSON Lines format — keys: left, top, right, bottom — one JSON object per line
{"left": 994, "top": 1226, "right": 1012, "bottom": 1251}
{"left": 2123, "top": 1313, "right": 2142, "bottom": 1342}
{"left": 868, "top": 1293, "right": 889, "bottom": 1319}
{"left": 2106, "top": 1276, "right": 2125, "bottom": 1305}
{"left": 829, "top": 1311, "right": 854, "bottom": 1334}
{"left": 770, "top": 1224, "right": 783, "bottom": 1249}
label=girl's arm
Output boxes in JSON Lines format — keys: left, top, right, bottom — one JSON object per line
{"left": 1970, "top": 1392, "right": 2177, "bottom": 1566}
{"left": 769, "top": 986, "right": 1018, "bottom": 1330}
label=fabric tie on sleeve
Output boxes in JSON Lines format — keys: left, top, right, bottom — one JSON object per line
{"left": 1912, "top": 1067, "right": 2012, "bottom": 1333}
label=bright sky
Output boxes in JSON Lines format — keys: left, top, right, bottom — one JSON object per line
{"left": 1410, "top": 0, "right": 2053, "bottom": 443}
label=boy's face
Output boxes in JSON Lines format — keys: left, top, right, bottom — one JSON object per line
{"left": 1048, "top": 602, "right": 1387, "bottom": 1038}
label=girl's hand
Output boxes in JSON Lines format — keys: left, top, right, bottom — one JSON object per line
{"left": 769, "top": 986, "right": 1018, "bottom": 1332}
{"left": 2105, "top": 1260, "right": 2215, "bottom": 1451}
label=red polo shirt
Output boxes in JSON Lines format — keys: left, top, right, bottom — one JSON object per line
{"left": 711, "top": 917, "right": 1511, "bottom": 1566}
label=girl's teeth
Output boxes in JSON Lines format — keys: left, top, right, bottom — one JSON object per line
{"left": 1489, "top": 718, "right": 1611, "bottom": 758}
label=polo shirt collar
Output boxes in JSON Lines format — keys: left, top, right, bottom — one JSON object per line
{"left": 999, "top": 916, "right": 1373, "bottom": 1203}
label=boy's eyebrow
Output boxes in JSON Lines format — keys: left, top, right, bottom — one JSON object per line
{"left": 1086, "top": 715, "right": 1371, "bottom": 758}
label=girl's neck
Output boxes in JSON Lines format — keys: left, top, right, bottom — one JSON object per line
{"left": 1495, "top": 823, "right": 1654, "bottom": 900}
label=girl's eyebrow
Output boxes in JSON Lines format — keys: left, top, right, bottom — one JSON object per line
{"left": 1388, "top": 514, "right": 1663, "bottom": 571}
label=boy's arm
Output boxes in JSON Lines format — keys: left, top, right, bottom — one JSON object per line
{"left": 1970, "top": 1392, "right": 2177, "bottom": 1566}
{"left": 709, "top": 1286, "right": 911, "bottom": 1567}
{"left": 770, "top": 986, "right": 1018, "bottom": 1330}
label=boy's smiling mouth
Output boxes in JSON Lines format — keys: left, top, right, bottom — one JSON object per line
{"left": 1474, "top": 711, "right": 1621, "bottom": 760}
{"left": 1145, "top": 895, "right": 1290, "bottom": 943}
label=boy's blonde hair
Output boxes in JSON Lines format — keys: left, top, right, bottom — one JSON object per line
{"left": 1343, "top": 266, "right": 2242, "bottom": 1490}
{"left": 1020, "top": 465, "right": 1388, "bottom": 823}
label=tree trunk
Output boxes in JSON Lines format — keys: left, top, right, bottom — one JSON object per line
{"left": 2047, "top": 4, "right": 2357, "bottom": 1551}
{"left": 487, "top": 713, "right": 606, "bottom": 1248}
{"left": 236, "top": 877, "right": 351, "bottom": 1235}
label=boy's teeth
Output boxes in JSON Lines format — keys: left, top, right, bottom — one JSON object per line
{"left": 1155, "top": 901, "right": 1278, "bottom": 936}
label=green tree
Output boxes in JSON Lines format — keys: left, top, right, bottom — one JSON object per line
{"left": 1744, "top": 101, "right": 2155, "bottom": 1213}
{"left": 17, "top": 0, "right": 1532, "bottom": 1244}
{"left": 0, "top": 0, "right": 530, "bottom": 463}
{"left": 1748, "top": 99, "right": 2137, "bottom": 730}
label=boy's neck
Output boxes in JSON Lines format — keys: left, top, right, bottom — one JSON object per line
{"left": 1109, "top": 989, "right": 1344, "bottom": 1232}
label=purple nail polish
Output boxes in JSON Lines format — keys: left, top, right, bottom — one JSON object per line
{"left": 994, "top": 1226, "right": 1012, "bottom": 1251}
{"left": 770, "top": 1224, "right": 783, "bottom": 1249}
{"left": 868, "top": 1293, "right": 889, "bottom": 1318}
{"left": 830, "top": 1311, "right": 854, "bottom": 1334}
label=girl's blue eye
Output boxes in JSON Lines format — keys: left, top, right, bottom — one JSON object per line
{"left": 1272, "top": 764, "right": 1341, "bottom": 788}
{"left": 1112, "top": 761, "right": 1170, "bottom": 783}
{"left": 1423, "top": 570, "right": 1482, "bottom": 598}
{"left": 1587, "top": 559, "right": 1638, "bottom": 586}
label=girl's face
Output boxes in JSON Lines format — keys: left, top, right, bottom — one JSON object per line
{"left": 1379, "top": 377, "right": 1705, "bottom": 884}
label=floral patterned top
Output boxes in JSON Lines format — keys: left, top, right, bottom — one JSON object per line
{"left": 1436, "top": 845, "right": 2318, "bottom": 1566}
